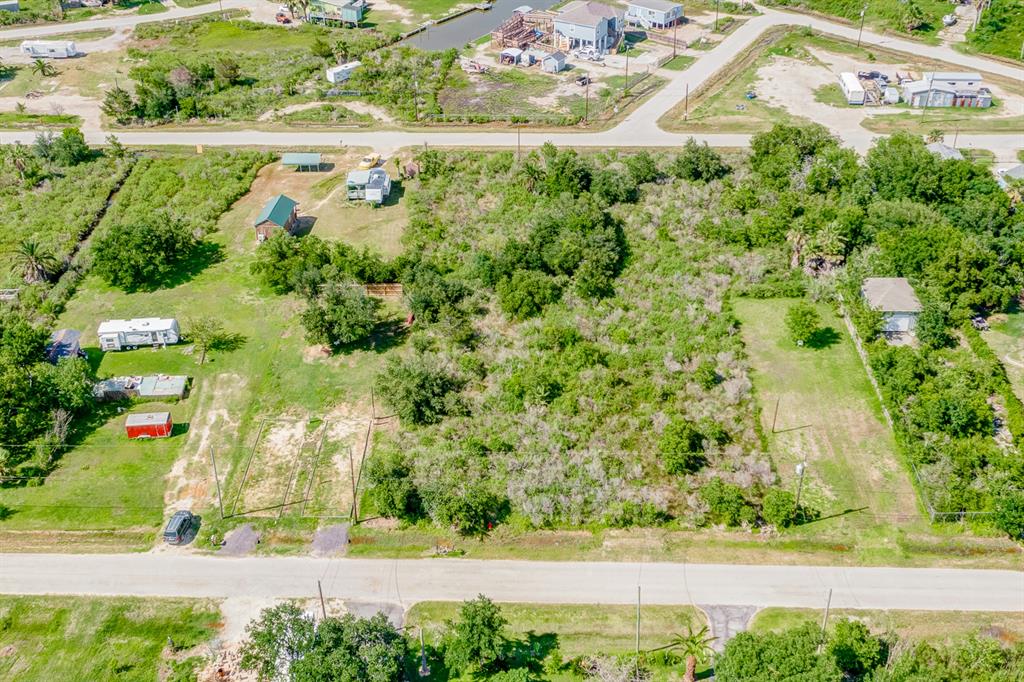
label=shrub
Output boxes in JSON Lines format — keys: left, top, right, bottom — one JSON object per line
{"left": 827, "top": 619, "right": 885, "bottom": 677}
{"left": 300, "top": 282, "right": 380, "bottom": 348}
{"left": 700, "top": 478, "right": 756, "bottom": 527}
{"left": 785, "top": 301, "right": 821, "bottom": 345}
{"left": 497, "top": 270, "right": 561, "bottom": 320}
{"left": 672, "top": 138, "right": 730, "bottom": 183}
{"left": 761, "top": 488, "right": 799, "bottom": 528}
{"left": 365, "top": 449, "right": 421, "bottom": 520}
{"left": 444, "top": 595, "right": 507, "bottom": 673}
{"left": 659, "top": 418, "right": 706, "bottom": 474}
{"left": 375, "top": 354, "right": 462, "bottom": 426}
{"left": 994, "top": 491, "right": 1024, "bottom": 541}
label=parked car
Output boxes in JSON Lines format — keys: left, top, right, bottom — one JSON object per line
{"left": 575, "top": 75, "right": 591, "bottom": 86}
{"left": 163, "top": 510, "right": 195, "bottom": 545}
{"left": 358, "top": 153, "right": 381, "bottom": 169}
{"left": 275, "top": 12, "right": 291, "bottom": 23}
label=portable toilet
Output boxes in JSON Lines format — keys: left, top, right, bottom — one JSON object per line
{"left": 125, "top": 412, "right": 173, "bottom": 439}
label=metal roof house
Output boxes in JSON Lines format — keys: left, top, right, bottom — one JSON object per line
{"left": 996, "top": 164, "right": 1024, "bottom": 189}
{"left": 553, "top": 0, "right": 623, "bottom": 54}
{"left": 254, "top": 194, "right": 299, "bottom": 242}
{"left": 95, "top": 374, "right": 189, "bottom": 401}
{"left": 97, "top": 318, "right": 180, "bottom": 352}
{"left": 861, "top": 277, "right": 922, "bottom": 336}
{"left": 281, "top": 152, "right": 322, "bottom": 171}
{"left": 926, "top": 142, "right": 963, "bottom": 161}
{"left": 625, "top": 0, "right": 682, "bottom": 29}
{"left": 346, "top": 168, "right": 391, "bottom": 205}
{"left": 903, "top": 72, "right": 991, "bottom": 108}
{"left": 308, "top": 0, "right": 365, "bottom": 26}
{"left": 46, "top": 328, "right": 83, "bottom": 364}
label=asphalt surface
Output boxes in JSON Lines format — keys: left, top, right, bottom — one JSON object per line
{"left": 0, "top": 5, "right": 1020, "bottom": 160}
{"left": 1, "top": 554, "right": 1022, "bottom": 612}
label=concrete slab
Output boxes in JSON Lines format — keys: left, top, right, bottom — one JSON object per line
{"left": 698, "top": 604, "right": 758, "bottom": 651}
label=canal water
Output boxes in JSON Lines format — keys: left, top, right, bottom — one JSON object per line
{"left": 400, "top": 0, "right": 561, "bottom": 51}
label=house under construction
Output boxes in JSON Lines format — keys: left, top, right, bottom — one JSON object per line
{"left": 491, "top": 8, "right": 554, "bottom": 50}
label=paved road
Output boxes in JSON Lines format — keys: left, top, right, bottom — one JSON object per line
{"left": 1, "top": 554, "right": 1022, "bottom": 611}
{"left": 0, "top": 4, "right": 1021, "bottom": 158}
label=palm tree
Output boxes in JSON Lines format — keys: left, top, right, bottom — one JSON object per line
{"left": 11, "top": 238, "right": 59, "bottom": 284}
{"left": 786, "top": 227, "right": 808, "bottom": 270}
{"left": 31, "top": 59, "right": 57, "bottom": 78}
{"left": 650, "top": 623, "right": 716, "bottom": 682}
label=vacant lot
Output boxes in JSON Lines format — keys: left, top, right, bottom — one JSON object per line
{"left": 982, "top": 310, "right": 1024, "bottom": 403}
{"left": 751, "top": 607, "right": 1024, "bottom": 642}
{"left": 0, "top": 595, "right": 220, "bottom": 682}
{"left": 734, "top": 298, "right": 920, "bottom": 528}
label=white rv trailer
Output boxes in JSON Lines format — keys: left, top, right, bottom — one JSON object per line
{"left": 97, "top": 318, "right": 180, "bottom": 351}
{"left": 839, "top": 72, "right": 865, "bottom": 105}
{"left": 20, "top": 40, "right": 77, "bottom": 59}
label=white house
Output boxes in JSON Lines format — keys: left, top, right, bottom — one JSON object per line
{"left": 97, "top": 318, "right": 181, "bottom": 351}
{"left": 553, "top": 0, "right": 623, "bottom": 54}
{"left": 20, "top": 40, "right": 77, "bottom": 59}
{"left": 861, "top": 278, "right": 922, "bottom": 336}
{"left": 625, "top": 0, "right": 682, "bottom": 29}
{"left": 326, "top": 60, "right": 361, "bottom": 84}
{"left": 346, "top": 168, "right": 391, "bottom": 205}
{"left": 926, "top": 142, "right": 963, "bottom": 161}
{"left": 839, "top": 72, "right": 865, "bottom": 105}
{"left": 903, "top": 72, "right": 991, "bottom": 108}
{"left": 996, "top": 164, "right": 1024, "bottom": 190}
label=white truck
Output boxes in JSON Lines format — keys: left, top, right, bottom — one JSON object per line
{"left": 20, "top": 40, "right": 77, "bottom": 59}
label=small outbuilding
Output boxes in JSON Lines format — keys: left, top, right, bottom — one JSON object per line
{"left": 861, "top": 277, "right": 922, "bottom": 336}
{"left": 500, "top": 47, "right": 524, "bottom": 65}
{"left": 996, "top": 164, "right": 1024, "bottom": 190}
{"left": 254, "top": 194, "right": 299, "bottom": 241}
{"left": 325, "top": 60, "right": 361, "bottom": 84}
{"left": 95, "top": 375, "right": 189, "bottom": 401}
{"left": 46, "top": 328, "right": 83, "bottom": 364}
{"left": 346, "top": 168, "right": 392, "bottom": 205}
{"left": 20, "top": 40, "right": 76, "bottom": 58}
{"left": 281, "top": 152, "right": 323, "bottom": 172}
{"left": 542, "top": 51, "right": 567, "bottom": 73}
{"left": 125, "top": 412, "right": 173, "bottom": 439}
{"left": 98, "top": 318, "right": 180, "bottom": 352}
{"left": 926, "top": 142, "right": 963, "bottom": 161}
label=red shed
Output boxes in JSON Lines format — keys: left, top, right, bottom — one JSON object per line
{"left": 125, "top": 412, "right": 172, "bottom": 439}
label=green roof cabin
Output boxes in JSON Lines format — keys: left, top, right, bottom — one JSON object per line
{"left": 281, "top": 152, "right": 323, "bottom": 172}
{"left": 254, "top": 194, "right": 299, "bottom": 242}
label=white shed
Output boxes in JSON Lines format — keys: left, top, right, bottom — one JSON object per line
{"left": 97, "top": 318, "right": 180, "bottom": 351}
{"left": 861, "top": 278, "right": 922, "bottom": 335}
{"left": 839, "top": 72, "right": 865, "bottom": 105}
{"left": 326, "top": 60, "right": 361, "bottom": 84}
{"left": 20, "top": 40, "right": 77, "bottom": 59}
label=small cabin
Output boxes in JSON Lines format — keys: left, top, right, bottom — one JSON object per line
{"left": 254, "top": 194, "right": 299, "bottom": 242}
{"left": 125, "top": 412, "right": 173, "bottom": 439}
{"left": 346, "top": 168, "right": 391, "bottom": 205}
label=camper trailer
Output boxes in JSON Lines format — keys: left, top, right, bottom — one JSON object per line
{"left": 326, "top": 60, "right": 361, "bottom": 84}
{"left": 97, "top": 318, "right": 180, "bottom": 351}
{"left": 839, "top": 72, "right": 865, "bottom": 105}
{"left": 20, "top": 40, "right": 77, "bottom": 59}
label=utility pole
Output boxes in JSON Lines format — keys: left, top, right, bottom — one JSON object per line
{"left": 714, "top": 0, "right": 720, "bottom": 32}
{"left": 317, "top": 580, "right": 327, "bottom": 619}
{"left": 418, "top": 627, "right": 430, "bottom": 676}
{"left": 817, "top": 588, "right": 833, "bottom": 654}
{"left": 209, "top": 446, "right": 225, "bottom": 519}
{"left": 517, "top": 124, "right": 521, "bottom": 160}
{"left": 635, "top": 584, "right": 641, "bottom": 680}
{"left": 672, "top": 19, "right": 678, "bottom": 59}
{"left": 684, "top": 82, "right": 689, "bottom": 120}
{"left": 794, "top": 461, "right": 807, "bottom": 522}
{"left": 953, "top": 125, "right": 959, "bottom": 147}
{"left": 585, "top": 77, "right": 590, "bottom": 122}
{"left": 624, "top": 48, "right": 630, "bottom": 96}
{"left": 921, "top": 72, "right": 934, "bottom": 122}
{"left": 413, "top": 80, "right": 419, "bottom": 122}
{"left": 856, "top": 4, "right": 867, "bottom": 48}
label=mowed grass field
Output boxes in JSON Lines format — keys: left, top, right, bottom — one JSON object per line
{"left": 0, "top": 596, "right": 221, "bottom": 682}
{"left": 750, "top": 607, "right": 1024, "bottom": 642}
{"left": 406, "top": 602, "right": 708, "bottom": 681}
{"left": 733, "top": 298, "right": 920, "bottom": 531}
{"left": 0, "top": 152, "right": 409, "bottom": 551}
{"left": 982, "top": 310, "right": 1024, "bottom": 403}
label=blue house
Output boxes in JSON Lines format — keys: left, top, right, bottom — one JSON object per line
{"left": 307, "top": 0, "right": 365, "bottom": 26}
{"left": 553, "top": 0, "right": 623, "bottom": 55}
{"left": 625, "top": 0, "right": 683, "bottom": 29}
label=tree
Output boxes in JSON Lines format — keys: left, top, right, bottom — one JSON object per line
{"left": 659, "top": 418, "right": 705, "bottom": 474}
{"left": 50, "top": 127, "right": 90, "bottom": 166}
{"left": 104, "top": 134, "right": 130, "bottom": 160}
{"left": 672, "top": 138, "right": 730, "bottom": 182}
{"left": 785, "top": 301, "right": 821, "bottom": 345}
{"left": 994, "top": 491, "right": 1024, "bottom": 540}
{"left": 700, "top": 478, "right": 756, "bottom": 527}
{"left": 652, "top": 623, "right": 715, "bottom": 682}
{"left": 915, "top": 301, "right": 951, "bottom": 349}
{"left": 364, "top": 448, "right": 421, "bottom": 520}
{"left": 374, "top": 354, "right": 461, "bottom": 425}
{"left": 214, "top": 56, "right": 241, "bottom": 89}
{"left": 102, "top": 86, "right": 138, "bottom": 125}
{"left": 623, "top": 150, "right": 659, "bottom": 185}
{"left": 240, "top": 603, "right": 316, "bottom": 681}
{"left": 444, "top": 595, "right": 507, "bottom": 673}
{"left": 715, "top": 623, "right": 842, "bottom": 682}
{"left": 92, "top": 215, "right": 196, "bottom": 291}
{"left": 31, "top": 58, "right": 57, "bottom": 78}
{"left": 10, "top": 238, "right": 59, "bottom": 284}
{"left": 290, "top": 613, "right": 406, "bottom": 682}
{"left": 826, "top": 619, "right": 884, "bottom": 677}
{"left": 761, "top": 488, "right": 799, "bottom": 528}
{"left": 187, "top": 316, "right": 226, "bottom": 365}
{"left": 496, "top": 270, "right": 561, "bottom": 320}
{"left": 301, "top": 282, "right": 380, "bottom": 349}
{"left": 310, "top": 36, "right": 334, "bottom": 60}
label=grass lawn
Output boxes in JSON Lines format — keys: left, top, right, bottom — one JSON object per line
{"left": 0, "top": 151, "right": 409, "bottom": 552}
{"left": 750, "top": 607, "right": 1024, "bottom": 642}
{"left": 733, "top": 298, "right": 921, "bottom": 531}
{"left": 862, "top": 109, "right": 1024, "bottom": 136}
{"left": 982, "top": 309, "right": 1024, "bottom": 403}
{"left": 761, "top": 0, "right": 951, "bottom": 39}
{"left": 813, "top": 82, "right": 846, "bottom": 107}
{"left": 406, "top": 602, "right": 707, "bottom": 680}
{"left": 660, "top": 54, "right": 695, "bottom": 71}
{"left": 0, "top": 596, "right": 221, "bottom": 682}
{"left": 0, "top": 29, "right": 114, "bottom": 47}
{"left": 0, "top": 111, "right": 81, "bottom": 127}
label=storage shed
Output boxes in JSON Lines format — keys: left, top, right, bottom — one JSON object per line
{"left": 95, "top": 375, "right": 189, "bottom": 401}
{"left": 542, "top": 51, "right": 567, "bottom": 73}
{"left": 20, "top": 40, "right": 76, "bottom": 58}
{"left": 326, "top": 60, "right": 362, "bottom": 84}
{"left": 281, "top": 152, "right": 322, "bottom": 171}
{"left": 861, "top": 277, "right": 922, "bottom": 335}
{"left": 98, "top": 318, "right": 180, "bottom": 351}
{"left": 46, "top": 328, "right": 83, "bottom": 364}
{"left": 500, "top": 47, "right": 524, "bottom": 65}
{"left": 926, "top": 142, "right": 963, "bottom": 161}
{"left": 125, "top": 412, "right": 172, "bottom": 439}
{"left": 839, "top": 72, "right": 865, "bottom": 105}
{"left": 254, "top": 194, "right": 299, "bottom": 241}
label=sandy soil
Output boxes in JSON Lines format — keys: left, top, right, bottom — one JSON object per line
{"left": 239, "top": 418, "right": 308, "bottom": 513}
{"left": 366, "top": 0, "right": 412, "bottom": 20}
{"left": 0, "top": 90, "right": 104, "bottom": 130}
{"left": 339, "top": 100, "right": 395, "bottom": 123}
{"left": 752, "top": 47, "right": 1024, "bottom": 138}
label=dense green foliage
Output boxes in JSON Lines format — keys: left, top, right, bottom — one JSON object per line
{"left": 301, "top": 282, "right": 381, "bottom": 348}
{"left": 443, "top": 595, "right": 508, "bottom": 673}
{"left": 967, "top": 1, "right": 1024, "bottom": 60}
{"left": 92, "top": 215, "right": 197, "bottom": 291}
{"left": 365, "top": 146, "right": 784, "bottom": 532}
{"left": 785, "top": 301, "right": 821, "bottom": 344}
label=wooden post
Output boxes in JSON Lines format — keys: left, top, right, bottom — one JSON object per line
{"left": 210, "top": 446, "right": 225, "bottom": 520}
